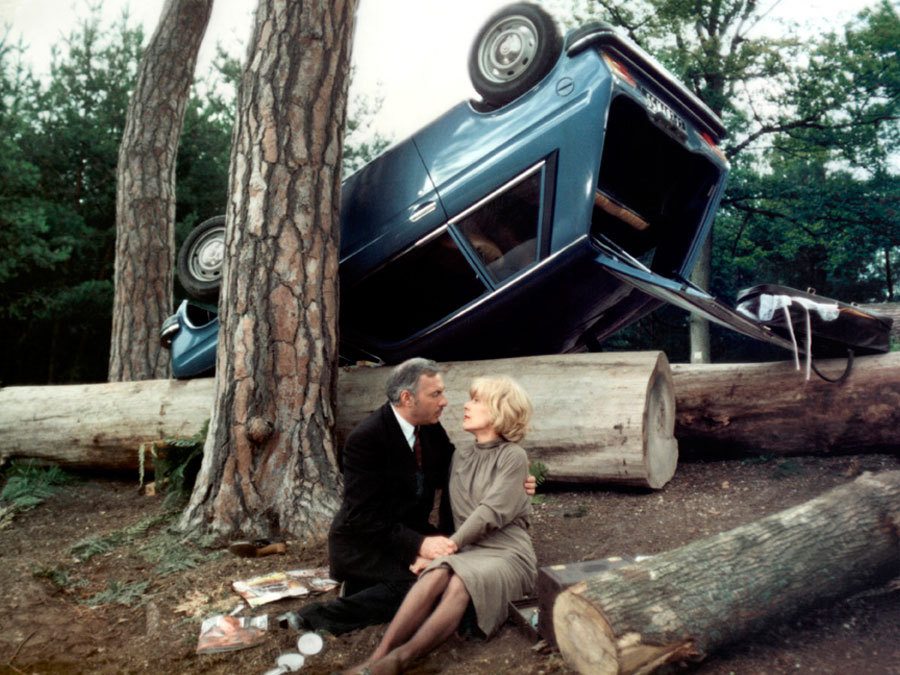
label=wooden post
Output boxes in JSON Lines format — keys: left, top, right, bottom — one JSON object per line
{"left": 553, "top": 470, "right": 900, "bottom": 674}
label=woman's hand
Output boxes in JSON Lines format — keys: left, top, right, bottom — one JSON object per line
{"left": 409, "top": 555, "right": 430, "bottom": 575}
{"left": 524, "top": 473, "right": 537, "bottom": 496}
{"left": 418, "top": 535, "right": 457, "bottom": 559}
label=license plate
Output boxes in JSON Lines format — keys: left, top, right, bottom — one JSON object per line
{"left": 641, "top": 87, "right": 687, "bottom": 136}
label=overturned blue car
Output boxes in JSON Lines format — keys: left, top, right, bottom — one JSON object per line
{"left": 163, "top": 3, "right": 813, "bottom": 378}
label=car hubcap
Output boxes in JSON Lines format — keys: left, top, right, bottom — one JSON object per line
{"left": 478, "top": 16, "right": 539, "bottom": 84}
{"left": 189, "top": 229, "right": 225, "bottom": 282}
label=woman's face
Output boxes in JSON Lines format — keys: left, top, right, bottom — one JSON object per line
{"left": 462, "top": 394, "right": 495, "bottom": 437}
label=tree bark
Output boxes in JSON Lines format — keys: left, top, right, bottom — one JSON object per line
{"left": 1, "top": 353, "right": 677, "bottom": 488}
{"left": 108, "top": 0, "right": 213, "bottom": 382}
{"left": 0, "top": 379, "right": 215, "bottom": 471}
{"left": 672, "top": 351, "right": 900, "bottom": 456}
{"left": 178, "top": 0, "right": 357, "bottom": 542}
{"left": 862, "top": 302, "right": 900, "bottom": 341}
{"left": 553, "top": 470, "right": 900, "bottom": 674}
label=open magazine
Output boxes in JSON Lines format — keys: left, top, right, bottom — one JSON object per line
{"left": 232, "top": 567, "right": 339, "bottom": 608}
{"left": 196, "top": 614, "right": 268, "bottom": 654}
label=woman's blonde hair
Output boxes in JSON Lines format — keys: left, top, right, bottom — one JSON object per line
{"left": 469, "top": 376, "right": 532, "bottom": 443}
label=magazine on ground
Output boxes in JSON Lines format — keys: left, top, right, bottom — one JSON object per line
{"left": 232, "top": 567, "right": 339, "bottom": 608}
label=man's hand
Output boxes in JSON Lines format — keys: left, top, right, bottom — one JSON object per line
{"left": 419, "top": 535, "right": 457, "bottom": 559}
{"left": 409, "top": 555, "right": 430, "bottom": 575}
{"left": 524, "top": 473, "right": 537, "bottom": 497}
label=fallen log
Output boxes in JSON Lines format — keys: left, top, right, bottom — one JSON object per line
{"left": 0, "top": 378, "right": 216, "bottom": 471}
{"left": 672, "top": 351, "right": 900, "bottom": 456}
{"left": 336, "top": 352, "right": 678, "bottom": 488}
{"left": 553, "top": 470, "right": 900, "bottom": 674}
{"left": 0, "top": 353, "right": 678, "bottom": 489}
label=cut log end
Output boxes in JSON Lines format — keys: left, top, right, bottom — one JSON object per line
{"left": 553, "top": 589, "right": 620, "bottom": 675}
{"left": 554, "top": 587, "right": 694, "bottom": 675}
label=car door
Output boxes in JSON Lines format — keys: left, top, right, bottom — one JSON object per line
{"left": 592, "top": 237, "right": 796, "bottom": 351}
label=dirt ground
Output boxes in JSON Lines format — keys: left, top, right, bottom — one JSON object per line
{"left": 1, "top": 451, "right": 899, "bottom": 675}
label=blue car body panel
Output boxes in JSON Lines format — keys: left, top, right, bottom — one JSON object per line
{"left": 166, "top": 23, "right": 753, "bottom": 377}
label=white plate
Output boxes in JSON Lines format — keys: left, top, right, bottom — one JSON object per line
{"left": 276, "top": 653, "right": 305, "bottom": 671}
{"left": 297, "top": 631, "right": 324, "bottom": 656}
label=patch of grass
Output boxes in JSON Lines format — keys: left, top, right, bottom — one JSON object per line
{"left": 69, "top": 510, "right": 177, "bottom": 562}
{"left": 80, "top": 580, "right": 150, "bottom": 607}
{"left": 33, "top": 564, "right": 82, "bottom": 590}
{"left": 774, "top": 458, "right": 803, "bottom": 478}
{"left": 0, "top": 460, "right": 71, "bottom": 511}
{"left": 741, "top": 454, "right": 775, "bottom": 465}
{"left": 137, "top": 528, "right": 220, "bottom": 577}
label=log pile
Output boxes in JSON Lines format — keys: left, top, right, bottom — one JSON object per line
{"left": 553, "top": 470, "right": 900, "bottom": 674}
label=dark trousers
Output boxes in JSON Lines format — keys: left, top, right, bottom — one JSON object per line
{"left": 295, "top": 578, "right": 414, "bottom": 635}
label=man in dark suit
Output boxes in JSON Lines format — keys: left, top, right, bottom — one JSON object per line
{"left": 284, "top": 358, "right": 459, "bottom": 634}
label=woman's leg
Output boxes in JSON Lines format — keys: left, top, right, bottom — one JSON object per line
{"left": 357, "top": 567, "right": 453, "bottom": 669}
{"left": 373, "top": 573, "right": 470, "bottom": 674}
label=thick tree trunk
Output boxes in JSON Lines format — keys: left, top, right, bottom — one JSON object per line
{"left": 553, "top": 470, "right": 900, "bottom": 674}
{"left": 108, "top": 0, "right": 213, "bottom": 382}
{"left": 335, "top": 353, "right": 679, "bottom": 489}
{"left": 178, "top": 0, "right": 357, "bottom": 543}
{"left": 672, "top": 351, "right": 900, "bottom": 456}
{"left": 1, "top": 354, "right": 677, "bottom": 488}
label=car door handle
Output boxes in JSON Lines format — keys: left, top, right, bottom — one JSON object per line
{"left": 410, "top": 201, "right": 437, "bottom": 223}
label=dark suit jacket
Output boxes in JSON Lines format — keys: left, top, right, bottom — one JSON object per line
{"left": 329, "top": 402, "right": 454, "bottom": 584}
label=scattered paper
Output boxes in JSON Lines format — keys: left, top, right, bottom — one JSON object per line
{"left": 196, "top": 614, "right": 268, "bottom": 654}
{"left": 232, "top": 567, "right": 338, "bottom": 608}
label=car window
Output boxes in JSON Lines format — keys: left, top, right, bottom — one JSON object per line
{"left": 455, "top": 170, "right": 541, "bottom": 283}
{"left": 342, "top": 229, "right": 488, "bottom": 343}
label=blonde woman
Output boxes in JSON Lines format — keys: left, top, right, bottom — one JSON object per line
{"left": 348, "top": 376, "right": 535, "bottom": 674}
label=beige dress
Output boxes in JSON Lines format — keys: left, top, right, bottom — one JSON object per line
{"left": 424, "top": 438, "right": 537, "bottom": 636}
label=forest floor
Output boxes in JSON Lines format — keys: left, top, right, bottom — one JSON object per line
{"left": 1, "top": 451, "right": 899, "bottom": 674}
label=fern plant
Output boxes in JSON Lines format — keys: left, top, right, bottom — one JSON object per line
{"left": 0, "top": 460, "right": 71, "bottom": 522}
{"left": 139, "top": 419, "right": 208, "bottom": 503}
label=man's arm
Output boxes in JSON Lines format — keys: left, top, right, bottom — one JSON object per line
{"left": 339, "top": 430, "right": 424, "bottom": 562}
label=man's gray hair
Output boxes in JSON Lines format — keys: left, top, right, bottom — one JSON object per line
{"left": 386, "top": 357, "right": 442, "bottom": 405}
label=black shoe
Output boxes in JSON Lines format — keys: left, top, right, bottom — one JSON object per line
{"left": 276, "top": 610, "right": 310, "bottom": 631}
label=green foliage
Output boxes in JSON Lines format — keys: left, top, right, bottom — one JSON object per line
{"left": 0, "top": 460, "right": 70, "bottom": 511}
{"left": 137, "top": 528, "right": 219, "bottom": 576}
{"left": 81, "top": 579, "right": 150, "bottom": 607}
{"left": 139, "top": 419, "right": 208, "bottom": 505}
{"left": 528, "top": 460, "right": 549, "bottom": 487}
{"left": 69, "top": 510, "right": 175, "bottom": 562}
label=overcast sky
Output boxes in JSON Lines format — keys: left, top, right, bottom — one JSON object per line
{"left": 1, "top": 0, "right": 885, "bottom": 140}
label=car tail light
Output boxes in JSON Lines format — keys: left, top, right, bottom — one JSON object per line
{"left": 601, "top": 53, "right": 636, "bottom": 87}
{"left": 701, "top": 132, "right": 728, "bottom": 162}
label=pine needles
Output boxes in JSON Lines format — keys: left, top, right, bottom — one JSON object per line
{"left": 138, "top": 419, "right": 208, "bottom": 505}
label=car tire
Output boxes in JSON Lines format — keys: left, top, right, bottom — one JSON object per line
{"left": 468, "top": 3, "right": 562, "bottom": 107}
{"left": 177, "top": 215, "right": 226, "bottom": 301}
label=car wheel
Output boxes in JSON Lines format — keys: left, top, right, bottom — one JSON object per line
{"left": 468, "top": 3, "right": 562, "bottom": 107}
{"left": 177, "top": 215, "right": 225, "bottom": 301}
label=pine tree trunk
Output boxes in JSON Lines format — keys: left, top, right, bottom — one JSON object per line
{"left": 553, "top": 470, "right": 900, "bottom": 674}
{"left": 109, "top": 0, "right": 213, "bottom": 382}
{"left": 178, "top": 0, "right": 357, "bottom": 543}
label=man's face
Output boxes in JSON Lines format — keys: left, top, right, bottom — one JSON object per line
{"left": 406, "top": 373, "right": 447, "bottom": 426}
